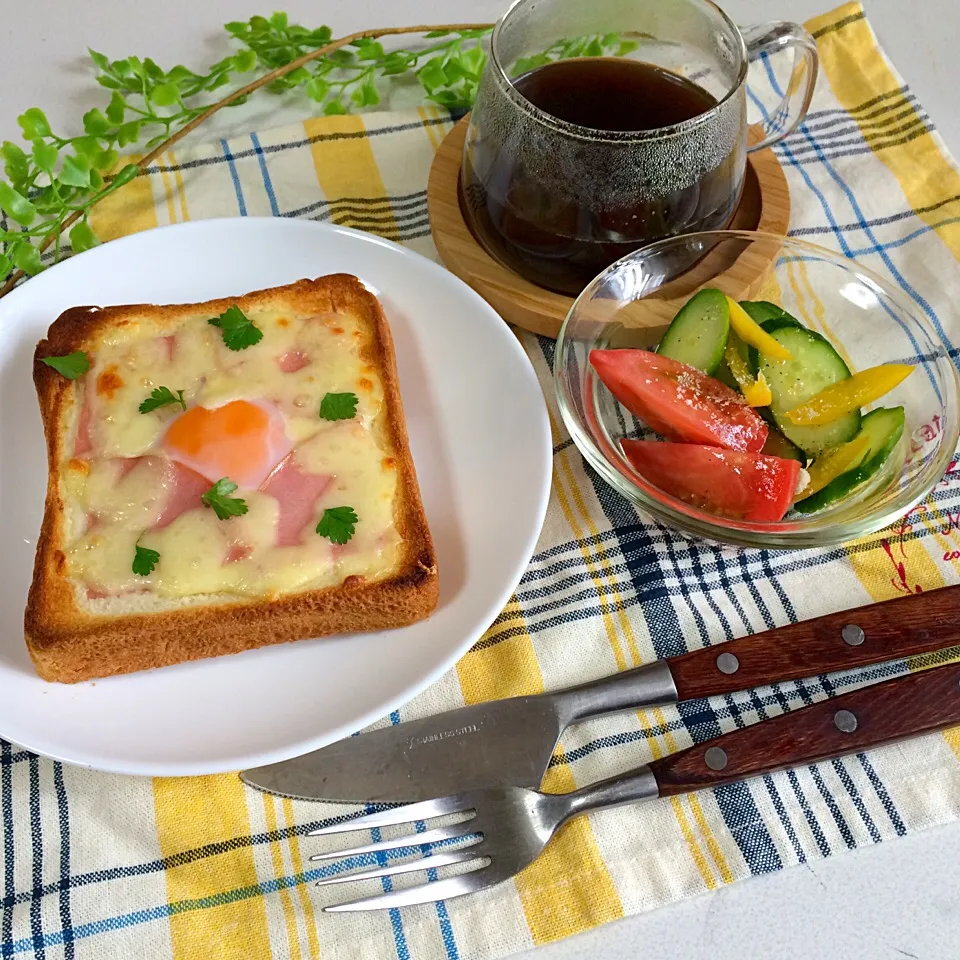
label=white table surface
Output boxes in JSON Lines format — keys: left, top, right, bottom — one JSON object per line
{"left": 4, "top": 1, "right": 960, "bottom": 957}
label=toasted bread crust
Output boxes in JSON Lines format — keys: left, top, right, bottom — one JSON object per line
{"left": 26, "top": 275, "right": 438, "bottom": 683}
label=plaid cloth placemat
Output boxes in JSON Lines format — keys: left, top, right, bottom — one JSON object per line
{"left": 4, "top": 3, "right": 960, "bottom": 958}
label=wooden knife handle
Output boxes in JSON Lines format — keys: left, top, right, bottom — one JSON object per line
{"left": 650, "top": 660, "right": 960, "bottom": 797}
{"left": 667, "top": 584, "right": 960, "bottom": 701}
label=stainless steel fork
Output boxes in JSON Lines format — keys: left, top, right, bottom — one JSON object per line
{"left": 310, "top": 660, "right": 960, "bottom": 911}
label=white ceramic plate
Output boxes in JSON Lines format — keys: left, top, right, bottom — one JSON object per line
{"left": 0, "top": 218, "right": 551, "bottom": 776}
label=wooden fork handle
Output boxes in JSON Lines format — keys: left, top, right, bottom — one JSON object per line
{"left": 650, "top": 660, "right": 960, "bottom": 797}
{"left": 666, "top": 584, "right": 960, "bottom": 701}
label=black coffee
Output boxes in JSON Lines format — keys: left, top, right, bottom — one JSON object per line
{"left": 514, "top": 57, "right": 717, "bottom": 131}
{"left": 461, "top": 58, "right": 743, "bottom": 295}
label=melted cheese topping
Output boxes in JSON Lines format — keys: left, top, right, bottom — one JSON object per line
{"left": 62, "top": 302, "right": 403, "bottom": 603}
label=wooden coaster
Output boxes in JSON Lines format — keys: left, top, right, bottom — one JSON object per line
{"left": 427, "top": 116, "right": 791, "bottom": 339}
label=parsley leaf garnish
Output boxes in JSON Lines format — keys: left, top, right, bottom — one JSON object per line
{"left": 41, "top": 351, "right": 89, "bottom": 379}
{"left": 316, "top": 506, "right": 358, "bottom": 544}
{"left": 319, "top": 391, "right": 358, "bottom": 421}
{"left": 132, "top": 544, "right": 160, "bottom": 576}
{"left": 208, "top": 305, "right": 263, "bottom": 351}
{"left": 139, "top": 385, "right": 186, "bottom": 414}
{"left": 201, "top": 477, "right": 249, "bottom": 520}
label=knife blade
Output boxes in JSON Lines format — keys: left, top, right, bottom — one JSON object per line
{"left": 241, "top": 585, "right": 960, "bottom": 802}
{"left": 241, "top": 692, "right": 573, "bottom": 803}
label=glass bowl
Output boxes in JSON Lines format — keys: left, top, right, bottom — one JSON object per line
{"left": 554, "top": 231, "right": 960, "bottom": 549}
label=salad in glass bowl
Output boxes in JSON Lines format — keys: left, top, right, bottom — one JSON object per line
{"left": 555, "top": 232, "right": 960, "bottom": 549}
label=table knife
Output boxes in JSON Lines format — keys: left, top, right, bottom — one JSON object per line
{"left": 241, "top": 584, "right": 959, "bottom": 803}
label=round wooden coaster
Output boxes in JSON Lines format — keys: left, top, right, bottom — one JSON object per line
{"left": 427, "top": 116, "right": 791, "bottom": 339}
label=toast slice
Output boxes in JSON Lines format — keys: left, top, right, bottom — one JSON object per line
{"left": 27, "top": 275, "right": 438, "bottom": 683}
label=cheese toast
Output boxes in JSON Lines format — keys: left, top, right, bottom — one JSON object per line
{"left": 26, "top": 275, "right": 438, "bottom": 683}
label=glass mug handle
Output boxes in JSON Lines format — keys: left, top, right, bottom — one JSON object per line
{"left": 740, "top": 21, "right": 819, "bottom": 152}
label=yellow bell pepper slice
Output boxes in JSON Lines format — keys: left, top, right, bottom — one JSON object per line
{"left": 784, "top": 364, "right": 914, "bottom": 426}
{"left": 726, "top": 297, "right": 793, "bottom": 362}
{"left": 795, "top": 433, "right": 872, "bottom": 501}
{"left": 723, "top": 341, "right": 772, "bottom": 406}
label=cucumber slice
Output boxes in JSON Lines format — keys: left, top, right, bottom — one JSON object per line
{"left": 751, "top": 317, "right": 861, "bottom": 458}
{"left": 761, "top": 427, "right": 806, "bottom": 463}
{"left": 656, "top": 288, "right": 729, "bottom": 374}
{"left": 794, "top": 407, "right": 905, "bottom": 514}
{"left": 739, "top": 300, "right": 789, "bottom": 325}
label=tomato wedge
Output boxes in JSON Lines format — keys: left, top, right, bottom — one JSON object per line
{"left": 590, "top": 349, "right": 767, "bottom": 452}
{"left": 621, "top": 440, "right": 801, "bottom": 522}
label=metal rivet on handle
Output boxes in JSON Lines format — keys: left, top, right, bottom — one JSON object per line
{"left": 705, "top": 747, "right": 728, "bottom": 771}
{"left": 716, "top": 652, "right": 740, "bottom": 675}
{"left": 842, "top": 624, "right": 865, "bottom": 647}
{"left": 834, "top": 709, "right": 858, "bottom": 733}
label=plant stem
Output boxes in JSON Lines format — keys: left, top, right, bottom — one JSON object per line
{"left": 0, "top": 20, "right": 493, "bottom": 298}
{"left": 0, "top": 23, "right": 493, "bottom": 297}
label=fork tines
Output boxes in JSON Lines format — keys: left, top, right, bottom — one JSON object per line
{"left": 308, "top": 795, "right": 491, "bottom": 911}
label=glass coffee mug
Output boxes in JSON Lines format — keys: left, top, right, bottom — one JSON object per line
{"left": 460, "top": 0, "right": 818, "bottom": 295}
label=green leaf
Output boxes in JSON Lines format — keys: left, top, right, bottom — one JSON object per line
{"left": 355, "top": 40, "right": 385, "bottom": 61}
{"left": 249, "top": 15, "right": 271, "bottom": 32}
{"left": 167, "top": 65, "right": 197, "bottom": 84}
{"left": 96, "top": 75, "right": 123, "bottom": 90}
{"left": 59, "top": 155, "right": 92, "bottom": 188}
{"left": 105, "top": 91, "right": 126, "bottom": 124}
{"left": 286, "top": 66, "right": 310, "bottom": 85}
{"left": 71, "top": 136, "right": 102, "bottom": 159}
{"left": 224, "top": 21, "right": 249, "bottom": 37}
{"left": 585, "top": 37, "right": 604, "bottom": 57}
{"left": 329, "top": 49, "right": 356, "bottom": 66}
{"left": 208, "top": 304, "right": 263, "bottom": 351}
{"left": 360, "top": 77, "right": 380, "bottom": 106}
{"left": 41, "top": 350, "right": 88, "bottom": 379}
{"left": 117, "top": 121, "right": 142, "bottom": 147}
{"left": 89, "top": 168, "right": 104, "bottom": 190}
{"left": 143, "top": 58, "right": 165, "bottom": 80}
{"left": 513, "top": 53, "right": 550, "bottom": 75}
{"left": 69, "top": 220, "right": 101, "bottom": 253}
{"left": 429, "top": 89, "right": 469, "bottom": 108}
{"left": 31, "top": 139, "right": 58, "bottom": 173}
{"left": 269, "top": 11, "right": 289, "bottom": 29}
{"left": 92, "top": 147, "right": 119, "bottom": 171}
{"left": 380, "top": 51, "right": 412, "bottom": 75}
{"left": 82, "top": 107, "right": 111, "bottom": 136}
{"left": 308, "top": 26, "right": 333, "bottom": 44}
{"left": 305, "top": 76, "right": 330, "bottom": 102}
{"left": 232, "top": 49, "right": 257, "bottom": 73}
{"left": 319, "top": 392, "right": 359, "bottom": 421}
{"left": 13, "top": 241, "right": 43, "bottom": 276}
{"left": 616, "top": 39, "right": 640, "bottom": 56}
{"left": 111, "top": 163, "right": 140, "bottom": 189}
{"left": 0, "top": 182, "right": 36, "bottom": 226}
{"left": 316, "top": 506, "right": 358, "bottom": 544}
{"left": 418, "top": 57, "right": 447, "bottom": 94}
{"left": 132, "top": 544, "right": 160, "bottom": 576}
{"left": 112, "top": 58, "right": 133, "bottom": 78}
{"left": 88, "top": 48, "right": 111, "bottom": 71}
{"left": 150, "top": 82, "right": 181, "bottom": 107}
{"left": 462, "top": 45, "right": 486, "bottom": 76}
{"left": 18, "top": 107, "right": 51, "bottom": 140}
{"left": 0, "top": 254, "right": 12, "bottom": 280}
{"left": 601, "top": 32, "right": 619, "bottom": 47}
{"left": 444, "top": 58, "right": 467, "bottom": 83}
{"left": 201, "top": 478, "right": 249, "bottom": 520}
{"left": 138, "top": 385, "right": 186, "bottom": 413}
{"left": 1, "top": 141, "right": 29, "bottom": 187}
{"left": 424, "top": 29, "right": 451, "bottom": 38}
{"left": 323, "top": 98, "right": 346, "bottom": 116}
